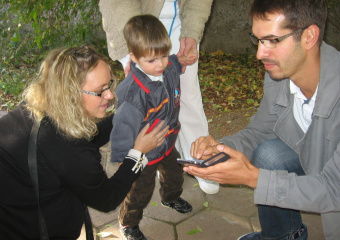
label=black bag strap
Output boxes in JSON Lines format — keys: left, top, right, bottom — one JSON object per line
{"left": 84, "top": 207, "right": 94, "bottom": 240}
{"left": 28, "top": 120, "right": 94, "bottom": 240}
{"left": 28, "top": 120, "right": 49, "bottom": 240}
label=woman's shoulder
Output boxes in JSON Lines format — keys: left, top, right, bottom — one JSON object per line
{"left": 38, "top": 117, "right": 101, "bottom": 174}
{"left": 0, "top": 104, "right": 31, "bottom": 138}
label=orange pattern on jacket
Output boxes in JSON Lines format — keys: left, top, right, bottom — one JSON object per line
{"left": 143, "top": 98, "right": 169, "bottom": 121}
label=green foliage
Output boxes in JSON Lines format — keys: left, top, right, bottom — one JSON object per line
{"left": 1, "top": 0, "right": 104, "bottom": 68}
{"left": 326, "top": 0, "right": 340, "bottom": 31}
{"left": 0, "top": 62, "right": 35, "bottom": 110}
{"left": 0, "top": 0, "right": 109, "bottom": 110}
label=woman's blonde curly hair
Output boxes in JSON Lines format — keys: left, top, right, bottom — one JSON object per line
{"left": 23, "top": 46, "right": 115, "bottom": 140}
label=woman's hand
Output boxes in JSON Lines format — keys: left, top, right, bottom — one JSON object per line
{"left": 133, "top": 121, "right": 169, "bottom": 154}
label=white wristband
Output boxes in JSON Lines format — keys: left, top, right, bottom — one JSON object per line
{"left": 127, "top": 149, "right": 148, "bottom": 173}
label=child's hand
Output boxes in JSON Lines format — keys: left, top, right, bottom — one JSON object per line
{"left": 133, "top": 120, "right": 169, "bottom": 154}
{"left": 186, "top": 48, "right": 198, "bottom": 63}
{"left": 177, "top": 49, "right": 198, "bottom": 66}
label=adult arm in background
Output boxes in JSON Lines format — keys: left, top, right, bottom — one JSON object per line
{"left": 177, "top": 0, "right": 213, "bottom": 68}
{"left": 179, "top": 0, "right": 213, "bottom": 44}
{"left": 99, "top": 0, "right": 143, "bottom": 61}
{"left": 99, "top": 0, "right": 214, "bottom": 73}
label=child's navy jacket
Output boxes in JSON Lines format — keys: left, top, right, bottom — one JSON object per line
{"left": 110, "top": 54, "right": 182, "bottom": 165}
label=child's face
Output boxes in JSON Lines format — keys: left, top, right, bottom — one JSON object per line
{"left": 131, "top": 53, "right": 169, "bottom": 76}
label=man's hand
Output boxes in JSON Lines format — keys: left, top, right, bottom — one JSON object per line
{"left": 185, "top": 144, "right": 259, "bottom": 188}
{"left": 190, "top": 135, "right": 220, "bottom": 160}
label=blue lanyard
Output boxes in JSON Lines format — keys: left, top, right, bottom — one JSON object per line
{"left": 168, "top": 0, "right": 178, "bottom": 37}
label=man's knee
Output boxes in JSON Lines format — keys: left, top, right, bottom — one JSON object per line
{"left": 252, "top": 138, "right": 300, "bottom": 172}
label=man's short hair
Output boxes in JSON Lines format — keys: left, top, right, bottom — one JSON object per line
{"left": 124, "top": 14, "right": 172, "bottom": 59}
{"left": 249, "top": 0, "right": 327, "bottom": 45}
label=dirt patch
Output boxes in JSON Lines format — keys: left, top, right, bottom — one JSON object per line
{"left": 205, "top": 107, "right": 258, "bottom": 140}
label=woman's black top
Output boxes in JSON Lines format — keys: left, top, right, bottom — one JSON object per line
{"left": 0, "top": 105, "right": 139, "bottom": 239}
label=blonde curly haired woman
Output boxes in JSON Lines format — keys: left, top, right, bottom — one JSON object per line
{"left": 0, "top": 46, "right": 168, "bottom": 239}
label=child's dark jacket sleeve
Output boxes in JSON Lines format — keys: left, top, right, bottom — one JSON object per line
{"left": 110, "top": 101, "right": 144, "bottom": 163}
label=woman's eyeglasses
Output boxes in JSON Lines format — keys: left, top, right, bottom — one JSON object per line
{"left": 82, "top": 79, "right": 114, "bottom": 97}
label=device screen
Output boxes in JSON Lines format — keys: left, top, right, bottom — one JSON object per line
{"left": 203, "top": 152, "right": 230, "bottom": 166}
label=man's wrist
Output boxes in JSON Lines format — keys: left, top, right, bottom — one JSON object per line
{"left": 249, "top": 166, "right": 260, "bottom": 189}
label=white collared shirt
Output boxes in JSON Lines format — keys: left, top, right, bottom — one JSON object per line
{"left": 136, "top": 64, "right": 164, "bottom": 82}
{"left": 290, "top": 80, "right": 318, "bottom": 133}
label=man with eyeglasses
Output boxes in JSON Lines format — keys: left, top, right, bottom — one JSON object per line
{"left": 184, "top": 0, "right": 340, "bottom": 239}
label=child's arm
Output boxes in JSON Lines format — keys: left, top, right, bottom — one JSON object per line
{"left": 110, "top": 102, "right": 144, "bottom": 163}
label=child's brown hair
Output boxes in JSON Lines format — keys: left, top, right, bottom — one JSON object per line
{"left": 124, "top": 14, "right": 172, "bottom": 59}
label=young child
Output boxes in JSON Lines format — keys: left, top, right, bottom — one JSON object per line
{"left": 110, "top": 14, "right": 197, "bottom": 240}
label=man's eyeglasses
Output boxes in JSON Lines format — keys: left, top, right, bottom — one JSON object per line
{"left": 82, "top": 79, "right": 114, "bottom": 97}
{"left": 249, "top": 27, "right": 308, "bottom": 49}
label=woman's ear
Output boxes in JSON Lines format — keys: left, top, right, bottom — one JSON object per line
{"left": 304, "top": 25, "right": 320, "bottom": 50}
{"left": 129, "top": 52, "right": 138, "bottom": 63}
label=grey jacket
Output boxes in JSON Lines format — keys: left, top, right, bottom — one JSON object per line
{"left": 99, "top": 0, "right": 213, "bottom": 60}
{"left": 220, "top": 42, "right": 340, "bottom": 240}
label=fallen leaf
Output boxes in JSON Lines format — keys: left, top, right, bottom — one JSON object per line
{"left": 186, "top": 226, "right": 203, "bottom": 235}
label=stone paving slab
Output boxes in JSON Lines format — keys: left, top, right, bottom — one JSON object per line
{"left": 207, "top": 185, "right": 257, "bottom": 218}
{"left": 143, "top": 174, "right": 207, "bottom": 224}
{"left": 176, "top": 208, "right": 251, "bottom": 240}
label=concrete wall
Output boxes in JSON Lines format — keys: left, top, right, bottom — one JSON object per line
{"left": 200, "top": 0, "right": 340, "bottom": 54}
